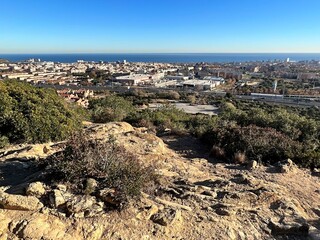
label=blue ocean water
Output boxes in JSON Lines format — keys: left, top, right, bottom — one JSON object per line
{"left": 1, "top": 53, "right": 320, "bottom": 63}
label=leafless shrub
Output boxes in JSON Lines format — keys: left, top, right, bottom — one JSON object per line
{"left": 210, "top": 145, "right": 226, "bottom": 160}
{"left": 44, "top": 132, "right": 158, "bottom": 207}
{"left": 233, "top": 152, "right": 246, "bottom": 164}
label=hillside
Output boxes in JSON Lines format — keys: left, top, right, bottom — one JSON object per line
{"left": 0, "top": 122, "right": 320, "bottom": 239}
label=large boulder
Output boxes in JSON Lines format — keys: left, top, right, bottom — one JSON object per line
{"left": 277, "top": 159, "right": 296, "bottom": 173}
{"left": 247, "top": 160, "right": 258, "bottom": 170}
{"left": 11, "top": 216, "right": 74, "bottom": 240}
{"left": 66, "top": 195, "right": 104, "bottom": 217}
{"left": 49, "top": 189, "right": 71, "bottom": 208}
{"left": 0, "top": 191, "right": 43, "bottom": 211}
{"left": 25, "top": 182, "right": 46, "bottom": 198}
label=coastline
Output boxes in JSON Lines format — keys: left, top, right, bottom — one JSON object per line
{"left": 1, "top": 53, "right": 320, "bottom": 63}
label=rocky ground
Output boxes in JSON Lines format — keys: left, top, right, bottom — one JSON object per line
{"left": 0, "top": 122, "right": 320, "bottom": 240}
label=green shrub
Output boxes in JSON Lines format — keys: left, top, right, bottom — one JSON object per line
{"left": 186, "top": 94, "right": 197, "bottom": 104}
{"left": 45, "top": 132, "right": 157, "bottom": 206}
{"left": 89, "top": 95, "right": 135, "bottom": 123}
{"left": 0, "top": 80, "right": 82, "bottom": 145}
{"left": 0, "top": 136, "right": 9, "bottom": 148}
{"left": 298, "top": 149, "right": 320, "bottom": 168}
{"left": 156, "top": 90, "right": 180, "bottom": 100}
{"left": 203, "top": 125, "right": 303, "bottom": 164}
{"left": 132, "top": 105, "right": 190, "bottom": 134}
{"left": 187, "top": 114, "right": 218, "bottom": 137}
{"left": 219, "top": 101, "right": 320, "bottom": 143}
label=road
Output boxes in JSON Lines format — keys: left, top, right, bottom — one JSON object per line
{"left": 235, "top": 95, "right": 320, "bottom": 108}
{"left": 149, "top": 102, "right": 219, "bottom": 115}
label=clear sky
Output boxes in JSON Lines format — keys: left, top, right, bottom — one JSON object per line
{"left": 1, "top": 0, "right": 320, "bottom": 53}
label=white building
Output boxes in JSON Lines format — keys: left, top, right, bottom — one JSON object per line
{"left": 114, "top": 74, "right": 151, "bottom": 85}
{"left": 203, "top": 76, "right": 225, "bottom": 84}
{"left": 166, "top": 75, "right": 189, "bottom": 81}
{"left": 178, "top": 80, "right": 216, "bottom": 91}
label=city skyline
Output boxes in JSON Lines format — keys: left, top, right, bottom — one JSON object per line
{"left": 1, "top": 0, "right": 320, "bottom": 54}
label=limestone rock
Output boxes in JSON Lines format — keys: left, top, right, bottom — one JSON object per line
{"left": 247, "top": 160, "right": 258, "bottom": 170}
{"left": 212, "top": 203, "right": 236, "bottom": 216}
{"left": 0, "top": 233, "right": 8, "bottom": 240}
{"left": 233, "top": 174, "right": 260, "bottom": 186}
{"left": 86, "top": 224, "right": 104, "bottom": 240}
{"left": 9, "top": 219, "right": 28, "bottom": 237}
{"left": 19, "top": 216, "right": 73, "bottom": 240}
{"left": 0, "top": 191, "right": 43, "bottom": 211}
{"left": 49, "top": 189, "right": 69, "bottom": 208}
{"left": 66, "top": 195, "right": 104, "bottom": 217}
{"left": 278, "top": 158, "right": 296, "bottom": 173}
{"left": 226, "top": 227, "right": 237, "bottom": 240}
{"left": 66, "top": 195, "right": 95, "bottom": 213}
{"left": 136, "top": 205, "right": 159, "bottom": 220}
{"left": 25, "top": 182, "right": 46, "bottom": 198}
{"left": 0, "top": 214, "right": 11, "bottom": 235}
{"left": 285, "top": 158, "right": 293, "bottom": 166}
{"left": 193, "top": 185, "right": 212, "bottom": 193}
{"left": 151, "top": 208, "right": 182, "bottom": 226}
{"left": 56, "top": 184, "right": 67, "bottom": 192}
{"left": 84, "top": 178, "right": 98, "bottom": 195}
{"left": 98, "top": 188, "right": 120, "bottom": 206}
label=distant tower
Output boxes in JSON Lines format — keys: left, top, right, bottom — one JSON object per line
{"left": 286, "top": 58, "right": 290, "bottom": 63}
{"left": 273, "top": 80, "right": 278, "bottom": 93}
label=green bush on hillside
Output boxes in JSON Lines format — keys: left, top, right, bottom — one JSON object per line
{"left": 0, "top": 80, "right": 82, "bottom": 146}
{"left": 129, "top": 105, "right": 191, "bottom": 135}
{"left": 202, "top": 124, "right": 303, "bottom": 164}
{"left": 89, "top": 91, "right": 320, "bottom": 168}
{"left": 220, "top": 101, "right": 320, "bottom": 143}
{"left": 89, "top": 95, "right": 135, "bottom": 123}
{"left": 0, "top": 136, "right": 9, "bottom": 148}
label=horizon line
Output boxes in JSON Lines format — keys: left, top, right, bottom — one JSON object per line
{"left": 1, "top": 52, "right": 320, "bottom": 55}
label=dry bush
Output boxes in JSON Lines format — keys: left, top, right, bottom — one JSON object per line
{"left": 233, "top": 152, "right": 246, "bottom": 164}
{"left": 44, "top": 132, "right": 158, "bottom": 207}
{"left": 210, "top": 145, "right": 226, "bottom": 160}
{"left": 136, "top": 118, "right": 155, "bottom": 130}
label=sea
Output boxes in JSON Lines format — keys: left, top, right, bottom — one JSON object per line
{"left": 1, "top": 53, "right": 320, "bottom": 63}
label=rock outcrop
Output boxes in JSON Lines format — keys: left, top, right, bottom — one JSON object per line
{"left": 0, "top": 191, "right": 43, "bottom": 211}
{"left": 0, "top": 122, "right": 319, "bottom": 240}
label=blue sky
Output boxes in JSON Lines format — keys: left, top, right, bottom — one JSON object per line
{"left": 1, "top": 0, "right": 320, "bottom": 53}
